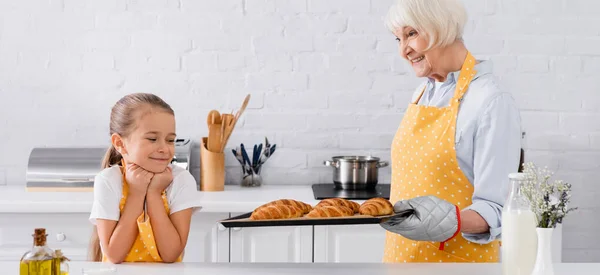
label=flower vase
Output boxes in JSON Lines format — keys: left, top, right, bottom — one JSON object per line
{"left": 531, "top": 227, "right": 555, "bottom": 275}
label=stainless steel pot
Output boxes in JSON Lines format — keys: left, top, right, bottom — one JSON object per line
{"left": 323, "top": 156, "right": 389, "bottom": 190}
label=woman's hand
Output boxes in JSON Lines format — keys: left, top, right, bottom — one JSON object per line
{"left": 148, "top": 166, "right": 173, "bottom": 195}
{"left": 125, "top": 163, "right": 154, "bottom": 197}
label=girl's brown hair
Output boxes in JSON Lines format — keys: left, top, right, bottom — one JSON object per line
{"left": 89, "top": 93, "right": 174, "bottom": 262}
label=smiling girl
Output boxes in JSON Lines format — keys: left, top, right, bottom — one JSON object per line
{"left": 88, "top": 93, "right": 200, "bottom": 263}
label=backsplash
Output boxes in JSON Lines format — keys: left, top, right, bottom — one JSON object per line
{"left": 0, "top": 0, "right": 599, "bottom": 262}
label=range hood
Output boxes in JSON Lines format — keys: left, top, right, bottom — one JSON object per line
{"left": 26, "top": 139, "right": 193, "bottom": 191}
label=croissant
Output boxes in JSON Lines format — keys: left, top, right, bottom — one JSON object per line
{"left": 250, "top": 205, "right": 304, "bottom": 220}
{"left": 359, "top": 197, "right": 394, "bottom": 216}
{"left": 305, "top": 205, "right": 354, "bottom": 218}
{"left": 254, "top": 199, "right": 313, "bottom": 214}
{"left": 315, "top": 198, "right": 360, "bottom": 213}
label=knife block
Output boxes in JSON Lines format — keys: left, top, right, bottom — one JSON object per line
{"left": 200, "top": 137, "right": 225, "bottom": 191}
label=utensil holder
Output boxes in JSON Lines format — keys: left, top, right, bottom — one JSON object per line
{"left": 200, "top": 137, "right": 225, "bottom": 191}
{"left": 241, "top": 169, "right": 262, "bottom": 187}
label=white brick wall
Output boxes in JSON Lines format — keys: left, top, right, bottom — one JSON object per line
{"left": 0, "top": 0, "right": 599, "bottom": 262}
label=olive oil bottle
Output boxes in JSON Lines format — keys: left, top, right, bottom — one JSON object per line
{"left": 19, "top": 228, "right": 56, "bottom": 275}
{"left": 54, "top": 250, "right": 69, "bottom": 275}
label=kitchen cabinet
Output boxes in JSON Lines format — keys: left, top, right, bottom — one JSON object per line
{"left": 229, "top": 213, "right": 312, "bottom": 263}
{"left": 183, "top": 212, "right": 230, "bottom": 263}
{"left": 1, "top": 212, "right": 564, "bottom": 263}
{"left": 313, "top": 224, "right": 386, "bottom": 263}
{"left": 0, "top": 213, "right": 229, "bottom": 263}
{"left": 0, "top": 213, "right": 92, "bottom": 261}
{"left": 315, "top": 225, "right": 565, "bottom": 264}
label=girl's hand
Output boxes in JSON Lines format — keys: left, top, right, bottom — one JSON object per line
{"left": 148, "top": 166, "right": 173, "bottom": 195}
{"left": 125, "top": 163, "right": 154, "bottom": 197}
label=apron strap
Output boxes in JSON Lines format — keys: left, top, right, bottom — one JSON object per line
{"left": 450, "top": 52, "right": 477, "bottom": 107}
{"left": 411, "top": 52, "right": 477, "bottom": 107}
{"left": 119, "top": 160, "right": 128, "bottom": 208}
{"left": 412, "top": 84, "right": 428, "bottom": 104}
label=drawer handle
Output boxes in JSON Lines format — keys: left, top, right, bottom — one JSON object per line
{"left": 56, "top": 233, "right": 66, "bottom": 242}
{"left": 218, "top": 224, "right": 227, "bottom": 231}
{"left": 232, "top": 227, "right": 242, "bottom": 232}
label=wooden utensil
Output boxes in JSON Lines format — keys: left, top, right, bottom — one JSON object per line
{"left": 220, "top": 120, "right": 226, "bottom": 149}
{"left": 235, "top": 94, "right": 251, "bottom": 122}
{"left": 207, "top": 110, "right": 222, "bottom": 152}
{"left": 229, "top": 94, "right": 250, "bottom": 136}
{"left": 219, "top": 114, "right": 235, "bottom": 152}
{"left": 220, "top": 94, "right": 251, "bottom": 151}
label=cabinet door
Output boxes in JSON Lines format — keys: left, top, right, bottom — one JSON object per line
{"left": 229, "top": 215, "right": 312, "bottom": 263}
{"left": 0, "top": 212, "right": 230, "bottom": 263}
{"left": 0, "top": 213, "right": 92, "bottom": 261}
{"left": 182, "top": 212, "right": 230, "bottom": 263}
{"left": 313, "top": 224, "right": 386, "bottom": 263}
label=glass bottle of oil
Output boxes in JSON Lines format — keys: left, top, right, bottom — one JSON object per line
{"left": 19, "top": 228, "right": 56, "bottom": 275}
{"left": 54, "top": 250, "right": 69, "bottom": 275}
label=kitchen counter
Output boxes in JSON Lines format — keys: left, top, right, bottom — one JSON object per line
{"left": 0, "top": 185, "right": 330, "bottom": 213}
{"left": 3, "top": 261, "right": 599, "bottom": 275}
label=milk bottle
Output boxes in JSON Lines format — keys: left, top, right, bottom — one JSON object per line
{"left": 501, "top": 173, "right": 538, "bottom": 275}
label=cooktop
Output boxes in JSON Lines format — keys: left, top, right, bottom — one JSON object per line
{"left": 311, "top": 184, "right": 390, "bottom": 200}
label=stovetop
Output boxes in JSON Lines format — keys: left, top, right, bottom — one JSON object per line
{"left": 311, "top": 184, "right": 390, "bottom": 200}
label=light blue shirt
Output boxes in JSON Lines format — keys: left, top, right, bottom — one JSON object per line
{"left": 412, "top": 60, "right": 522, "bottom": 244}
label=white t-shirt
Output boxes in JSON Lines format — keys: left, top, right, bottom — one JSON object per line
{"left": 89, "top": 164, "right": 202, "bottom": 225}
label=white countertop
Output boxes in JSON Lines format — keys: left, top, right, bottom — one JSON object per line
{"left": 0, "top": 185, "right": 341, "bottom": 214}
{"left": 3, "top": 261, "right": 599, "bottom": 275}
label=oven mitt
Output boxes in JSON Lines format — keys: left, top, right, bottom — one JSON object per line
{"left": 380, "top": 196, "right": 460, "bottom": 244}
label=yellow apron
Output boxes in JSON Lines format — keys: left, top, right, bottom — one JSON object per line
{"left": 102, "top": 163, "right": 182, "bottom": 263}
{"left": 383, "top": 52, "right": 500, "bottom": 263}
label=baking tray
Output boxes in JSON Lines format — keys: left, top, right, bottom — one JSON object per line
{"left": 220, "top": 209, "right": 414, "bottom": 228}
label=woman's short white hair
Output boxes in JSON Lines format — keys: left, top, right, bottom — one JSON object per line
{"left": 385, "top": 0, "right": 467, "bottom": 50}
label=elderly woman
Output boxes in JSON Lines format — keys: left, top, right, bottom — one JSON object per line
{"left": 379, "top": 0, "right": 522, "bottom": 263}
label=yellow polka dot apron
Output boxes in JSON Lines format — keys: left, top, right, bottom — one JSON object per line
{"left": 102, "top": 162, "right": 183, "bottom": 263}
{"left": 383, "top": 52, "right": 500, "bottom": 263}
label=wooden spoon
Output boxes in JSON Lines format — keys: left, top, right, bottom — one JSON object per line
{"left": 221, "top": 94, "right": 251, "bottom": 151}
{"left": 206, "top": 110, "right": 220, "bottom": 126}
{"left": 207, "top": 110, "right": 222, "bottom": 152}
{"left": 220, "top": 114, "right": 233, "bottom": 151}
{"left": 234, "top": 94, "right": 251, "bottom": 122}
{"left": 220, "top": 114, "right": 237, "bottom": 152}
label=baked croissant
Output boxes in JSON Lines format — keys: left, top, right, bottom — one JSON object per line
{"left": 254, "top": 199, "right": 313, "bottom": 214}
{"left": 359, "top": 197, "right": 394, "bottom": 216}
{"left": 316, "top": 198, "right": 360, "bottom": 213}
{"left": 250, "top": 205, "right": 304, "bottom": 220}
{"left": 305, "top": 205, "right": 354, "bottom": 218}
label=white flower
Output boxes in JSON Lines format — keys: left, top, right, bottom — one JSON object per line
{"left": 519, "top": 162, "right": 577, "bottom": 228}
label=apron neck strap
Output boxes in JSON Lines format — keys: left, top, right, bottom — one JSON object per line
{"left": 450, "top": 51, "right": 477, "bottom": 105}
{"left": 412, "top": 85, "right": 427, "bottom": 105}
{"left": 119, "top": 159, "right": 129, "bottom": 197}
{"left": 411, "top": 52, "right": 477, "bottom": 106}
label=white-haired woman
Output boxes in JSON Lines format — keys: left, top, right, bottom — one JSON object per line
{"left": 379, "top": 0, "right": 522, "bottom": 263}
